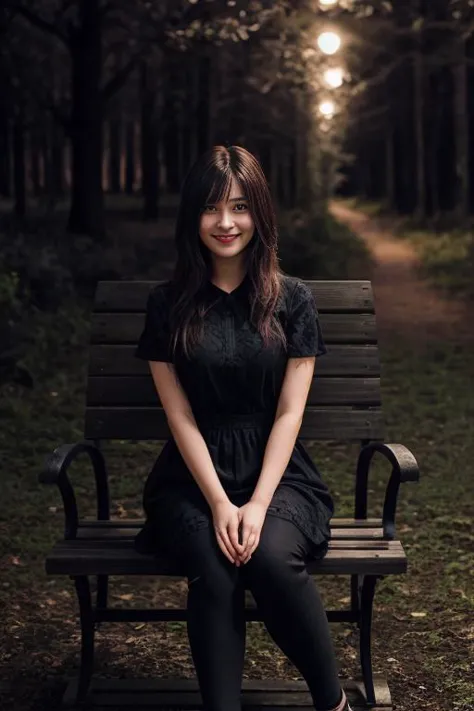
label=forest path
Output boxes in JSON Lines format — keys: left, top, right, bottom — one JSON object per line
{"left": 329, "top": 201, "right": 473, "bottom": 348}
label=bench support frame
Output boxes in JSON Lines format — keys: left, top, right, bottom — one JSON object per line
{"left": 71, "top": 571, "right": 381, "bottom": 707}
{"left": 42, "top": 436, "right": 418, "bottom": 708}
{"left": 74, "top": 576, "right": 95, "bottom": 706}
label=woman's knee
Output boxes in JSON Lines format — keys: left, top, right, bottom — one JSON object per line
{"left": 245, "top": 516, "right": 309, "bottom": 579}
{"left": 180, "top": 524, "right": 238, "bottom": 598}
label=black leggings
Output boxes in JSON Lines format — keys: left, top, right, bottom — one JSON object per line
{"left": 179, "top": 514, "right": 343, "bottom": 711}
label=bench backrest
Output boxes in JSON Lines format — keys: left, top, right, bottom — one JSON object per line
{"left": 85, "top": 280, "right": 384, "bottom": 442}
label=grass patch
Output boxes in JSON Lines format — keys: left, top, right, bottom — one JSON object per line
{"left": 278, "top": 207, "right": 373, "bottom": 280}
{"left": 394, "top": 228, "right": 474, "bottom": 299}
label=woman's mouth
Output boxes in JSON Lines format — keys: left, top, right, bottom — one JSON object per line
{"left": 213, "top": 234, "right": 241, "bottom": 243}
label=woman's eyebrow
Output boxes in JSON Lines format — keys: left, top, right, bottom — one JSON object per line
{"left": 205, "top": 196, "right": 247, "bottom": 205}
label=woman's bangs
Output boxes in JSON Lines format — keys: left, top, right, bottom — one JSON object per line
{"left": 203, "top": 168, "right": 233, "bottom": 206}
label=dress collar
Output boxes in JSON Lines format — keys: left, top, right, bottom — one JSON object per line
{"left": 206, "top": 271, "right": 250, "bottom": 300}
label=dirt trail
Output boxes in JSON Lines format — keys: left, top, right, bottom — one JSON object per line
{"left": 329, "top": 201, "right": 473, "bottom": 347}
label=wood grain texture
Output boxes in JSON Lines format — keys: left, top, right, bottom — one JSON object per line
{"left": 94, "top": 280, "right": 375, "bottom": 313}
{"left": 84, "top": 406, "right": 385, "bottom": 440}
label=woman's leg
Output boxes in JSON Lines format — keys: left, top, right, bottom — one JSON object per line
{"left": 240, "top": 515, "right": 345, "bottom": 711}
{"left": 179, "top": 524, "right": 246, "bottom": 711}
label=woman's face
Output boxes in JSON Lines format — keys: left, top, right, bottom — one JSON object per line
{"left": 199, "top": 175, "right": 255, "bottom": 261}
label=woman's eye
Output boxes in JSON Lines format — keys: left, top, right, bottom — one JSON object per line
{"left": 202, "top": 203, "right": 247, "bottom": 213}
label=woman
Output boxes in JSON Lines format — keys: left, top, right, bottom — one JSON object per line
{"left": 134, "top": 145, "right": 352, "bottom": 711}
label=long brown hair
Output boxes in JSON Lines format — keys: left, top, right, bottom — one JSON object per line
{"left": 168, "top": 145, "right": 288, "bottom": 360}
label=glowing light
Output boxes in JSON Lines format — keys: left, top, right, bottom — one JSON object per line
{"left": 320, "top": 0, "right": 338, "bottom": 5}
{"left": 319, "top": 100, "right": 336, "bottom": 118}
{"left": 324, "top": 67, "right": 344, "bottom": 88}
{"left": 317, "top": 31, "right": 341, "bottom": 55}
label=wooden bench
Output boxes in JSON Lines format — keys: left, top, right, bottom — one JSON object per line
{"left": 40, "top": 279, "right": 419, "bottom": 710}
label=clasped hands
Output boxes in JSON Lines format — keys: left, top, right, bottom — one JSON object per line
{"left": 212, "top": 498, "right": 268, "bottom": 566}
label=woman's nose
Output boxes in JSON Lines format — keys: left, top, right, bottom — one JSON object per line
{"left": 217, "top": 211, "right": 234, "bottom": 229}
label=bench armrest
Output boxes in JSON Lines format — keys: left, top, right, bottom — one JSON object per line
{"left": 39, "top": 441, "right": 109, "bottom": 540}
{"left": 355, "top": 443, "right": 419, "bottom": 541}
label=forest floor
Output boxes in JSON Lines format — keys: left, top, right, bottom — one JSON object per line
{"left": 0, "top": 199, "right": 473, "bottom": 711}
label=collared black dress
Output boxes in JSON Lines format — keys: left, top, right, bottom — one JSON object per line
{"left": 134, "top": 272, "right": 334, "bottom": 561}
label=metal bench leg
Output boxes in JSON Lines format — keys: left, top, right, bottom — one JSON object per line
{"left": 74, "top": 576, "right": 95, "bottom": 705}
{"left": 359, "top": 575, "right": 377, "bottom": 706}
{"left": 350, "top": 574, "right": 361, "bottom": 617}
{"left": 96, "top": 575, "right": 108, "bottom": 627}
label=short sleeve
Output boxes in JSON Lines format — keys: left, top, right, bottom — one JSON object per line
{"left": 286, "top": 280, "right": 327, "bottom": 358}
{"left": 135, "top": 286, "right": 174, "bottom": 363}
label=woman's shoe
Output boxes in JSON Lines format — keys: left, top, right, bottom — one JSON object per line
{"left": 340, "top": 691, "right": 354, "bottom": 711}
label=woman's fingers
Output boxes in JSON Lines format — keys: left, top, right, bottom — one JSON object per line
{"left": 216, "top": 529, "right": 239, "bottom": 565}
{"left": 239, "top": 532, "right": 255, "bottom": 561}
{"left": 242, "top": 534, "right": 258, "bottom": 563}
{"left": 228, "top": 518, "right": 244, "bottom": 558}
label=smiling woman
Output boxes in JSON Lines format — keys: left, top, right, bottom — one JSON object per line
{"left": 134, "top": 145, "right": 352, "bottom": 711}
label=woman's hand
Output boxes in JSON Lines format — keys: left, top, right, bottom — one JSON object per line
{"left": 237, "top": 500, "right": 268, "bottom": 564}
{"left": 211, "top": 499, "right": 245, "bottom": 565}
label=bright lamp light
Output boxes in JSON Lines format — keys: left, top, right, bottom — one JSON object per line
{"left": 324, "top": 67, "right": 344, "bottom": 88}
{"left": 319, "top": 100, "right": 336, "bottom": 118}
{"left": 317, "top": 31, "right": 341, "bottom": 55}
{"left": 320, "top": 0, "right": 338, "bottom": 5}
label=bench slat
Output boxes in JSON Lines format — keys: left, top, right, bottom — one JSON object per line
{"left": 78, "top": 517, "right": 383, "bottom": 528}
{"left": 45, "top": 539, "right": 406, "bottom": 576}
{"left": 84, "top": 406, "right": 385, "bottom": 440}
{"left": 90, "top": 313, "right": 378, "bottom": 345}
{"left": 95, "top": 281, "right": 375, "bottom": 313}
{"left": 86, "top": 376, "right": 382, "bottom": 407}
{"left": 55, "top": 539, "right": 393, "bottom": 551}
{"left": 88, "top": 344, "right": 381, "bottom": 377}
{"left": 75, "top": 525, "right": 389, "bottom": 541}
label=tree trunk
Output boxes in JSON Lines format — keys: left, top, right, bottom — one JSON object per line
{"left": 140, "top": 60, "right": 159, "bottom": 219}
{"left": 427, "top": 78, "right": 442, "bottom": 220}
{"left": 30, "top": 129, "right": 42, "bottom": 197}
{"left": 67, "top": 0, "right": 105, "bottom": 238}
{"left": 108, "top": 118, "right": 122, "bottom": 193}
{"left": 453, "top": 39, "right": 470, "bottom": 221}
{"left": 162, "top": 58, "right": 180, "bottom": 194}
{"left": 40, "top": 128, "right": 52, "bottom": 200}
{"left": 51, "top": 124, "right": 65, "bottom": 198}
{"left": 0, "top": 115, "right": 11, "bottom": 197}
{"left": 196, "top": 54, "right": 211, "bottom": 154}
{"left": 183, "top": 60, "right": 199, "bottom": 171}
{"left": 385, "top": 122, "right": 396, "bottom": 210}
{"left": 414, "top": 49, "right": 426, "bottom": 221}
{"left": 13, "top": 117, "right": 26, "bottom": 216}
{"left": 125, "top": 120, "right": 135, "bottom": 194}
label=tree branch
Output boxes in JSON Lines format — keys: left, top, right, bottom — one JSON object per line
{"left": 14, "top": 5, "right": 69, "bottom": 46}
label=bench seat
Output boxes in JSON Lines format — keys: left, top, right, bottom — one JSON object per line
{"left": 46, "top": 517, "right": 407, "bottom": 577}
